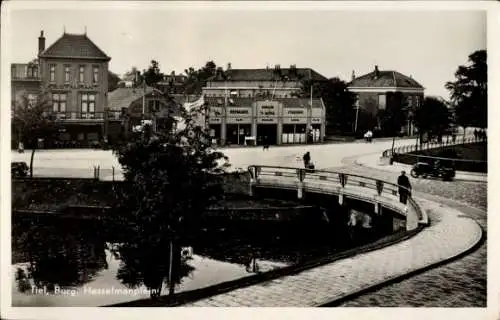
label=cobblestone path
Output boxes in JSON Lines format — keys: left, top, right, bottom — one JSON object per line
{"left": 323, "top": 162, "right": 487, "bottom": 307}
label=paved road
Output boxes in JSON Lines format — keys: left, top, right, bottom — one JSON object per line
{"left": 10, "top": 138, "right": 423, "bottom": 179}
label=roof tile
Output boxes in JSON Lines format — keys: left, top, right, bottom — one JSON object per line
{"left": 349, "top": 70, "right": 423, "bottom": 89}
{"left": 211, "top": 68, "right": 327, "bottom": 82}
{"left": 107, "top": 87, "right": 155, "bottom": 111}
{"left": 40, "top": 33, "right": 110, "bottom": 60}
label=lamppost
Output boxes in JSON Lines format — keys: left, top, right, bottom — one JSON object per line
{"left": 353, "top": 97, "right": 360, "bottom": 133}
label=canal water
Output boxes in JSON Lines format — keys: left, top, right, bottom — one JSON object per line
{"left": 12, "top": 209, "right": 397, "bottom": 307}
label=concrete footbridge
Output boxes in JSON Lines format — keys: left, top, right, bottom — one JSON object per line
{"left": 178, "top": 163, "right": 482, "bottom": 307}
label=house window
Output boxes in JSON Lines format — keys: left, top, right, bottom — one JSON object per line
{"left": 407, "top": 96, "right": 413, "bottom": 108}
{"left": 378, "top": 94, "right": 386, "bottom": 110}
{"left": 93, "top": 66, "right": 99, "bottom": 83}
{"left": 27, "top": 93, "right": 37, "bottom": 107}
{"left": 32, "top": 67, "right": 38, "bottom": 78}
{"left": 81, "top": 93, "right": 96, "bottom": 118}
{"left": 64, "top": 65, "right": 71, "bottom": 83}
{"left": 52, "top": 93, "right": 67, "bottom": 113}
{"left": 415, "top": 96, "right": 421, "bottom": 107}
{"left": 49, "top": 65, "right": 56, "bottom": 82}
{"left": 79, "top": 66, "right": 85, "bottom": 83}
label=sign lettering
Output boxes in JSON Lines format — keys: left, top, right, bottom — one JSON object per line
{"left": 229, "top": 110, "right": 249, "bottom": 114}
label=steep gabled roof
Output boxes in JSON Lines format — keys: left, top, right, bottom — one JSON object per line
{"left": 39, "top": 33, "right": 110, "bottom": 61}
{"left": 349, "top": 69, "right": 423, "bottom": 89}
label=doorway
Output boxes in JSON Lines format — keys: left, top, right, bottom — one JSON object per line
{"left": 257, "top": 124, "right": 277, "bottom": 145}
{"left": 226, "top": 124, "right": 251, "bottom": 145}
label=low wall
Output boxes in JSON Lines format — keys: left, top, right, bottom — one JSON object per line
{"left": 12, "top": 173, "right": 250, "bottom": 211}
{"left": 392, "top": 142, "right": 487, "bottom": 173}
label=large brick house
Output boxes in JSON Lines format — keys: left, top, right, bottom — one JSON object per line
{"left": 202, "top": 64, "right": 327, "bottom": 145}
{"left": 348, "top": 66, "right": 425, "bottom": 136}
{"left": 11, "top": 30, "right": 112, "bottom": 148}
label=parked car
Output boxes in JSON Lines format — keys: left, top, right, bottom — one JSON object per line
{"left": 410, "top": 162, "right": 455, "bottom": 181}
{"left": 12, "top": 162, "right": 29, "bottom": 178}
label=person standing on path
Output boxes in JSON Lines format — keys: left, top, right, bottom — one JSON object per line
{"left": 397, "top": 171, "right": 412, "bottom": 204}
{"left": 303, "top": 151, "right": 311, "bottom": 168}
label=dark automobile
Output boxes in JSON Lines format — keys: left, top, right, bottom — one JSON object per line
{"left": 410, "top": 162, "right": 455, "bottom": 181}
{"left": 12, "top": 162, "right": 29, "bottom": 178}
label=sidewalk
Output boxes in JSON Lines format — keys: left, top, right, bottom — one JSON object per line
{"left": 352, "top": 152, "right": 487, "bottom": 183}
{"left": 179, "top": 197, "right": 482, "bottom": 307}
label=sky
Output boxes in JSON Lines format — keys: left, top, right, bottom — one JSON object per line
{"left": 5, "top": 3, "right": 486, "bottom": 99}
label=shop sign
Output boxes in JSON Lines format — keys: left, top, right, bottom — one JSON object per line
{"left": 282, "top": 117, "right": 307, "bottom": 124}
{"left": 209, "top": 107, "right": 223, "bottom": 117}
{"left": 257, "top": 117, "right": 277, "bottom": 124}
{"left": 208, "top": 117, "right": 222, "bottom": 124}
{"left": 226, "top": 117, "right": 251, "bottom": 124}
{"left": 227, "top": 107, "right": 251, "bottom": 115}
{"left": 311, "top": 108, "right": 323, "bottom": 118}
{"left": 311, "top": 117, "right": 322, "bottom": 123}
{"left": 285, "top": 108, "right": 306, "bottom": 116}
{"left": 258, "top": 105, "right": 277, "bottom": 116}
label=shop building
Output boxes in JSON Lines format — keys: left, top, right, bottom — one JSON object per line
{"left": 202, "top": 64, "right": 327, "bottom": 145}
{"left": 205, "top": 96, "right": 325, "bottom": 146}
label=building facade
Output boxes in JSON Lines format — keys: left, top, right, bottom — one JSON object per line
{"left": 107, "top": 87, "right": 193, "bottom": 139}
{"left": 348, "top": 66, "right": 425, "bottom": 135}
{"left": 202, "top": 65, "right": 327, "bottom": 145}
{"left": 11, "top": 30, "right": 111, "bottom": 148}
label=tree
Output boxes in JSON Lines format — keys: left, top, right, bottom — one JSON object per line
{"left": 108, "top": 70, "right": 121, "bottom": 92}
{"left": 414, "top": 97, "right": 452, "bottom": 144}
{"left": 298, "top": 78, "right": 356, "bottom": 134}
{"left": 110, "top": 106, "right": 226, "bottom": 298}
{"left": 182, "top": 61, "right": 218, "bottom": 95}
{"left": 12, "top": 91, "right": 57, "bottom": 178}
{"left": 445, "top": 50, "right": 487, "bottom": 135}
{"left": 143, "top": 60, "right": 165, "bottom": 88}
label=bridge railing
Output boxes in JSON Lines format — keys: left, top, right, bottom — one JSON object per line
{"left": 249, "top": 164, "right": 406, "bottom": 198}
{"left": 247, "top": 165, "right": 425, "bottom": 231}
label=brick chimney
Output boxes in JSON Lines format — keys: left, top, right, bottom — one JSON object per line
{"left": 227, "top": 62, "right": 232, "bottom": 71}
{"left": 351, "top": 70, "right": 356, "bottom": 81}
{"left": 374, "top": 65, "right": 380, "bottom": 79}
{"left": 38, "top": 30, "right": 45, "bottom": 54}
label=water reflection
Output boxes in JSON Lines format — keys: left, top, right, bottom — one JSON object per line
{"left": 13, "top": 218, "right": 108, "bottom": 296}
{"left": 109, "top": 240, "right": 194, "bottom": 298}
{"left": 12, "top": 210, "right": 387, "bottom": 306}
{"left": 11, "top": 217, "right": 287, "bottom": 306}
